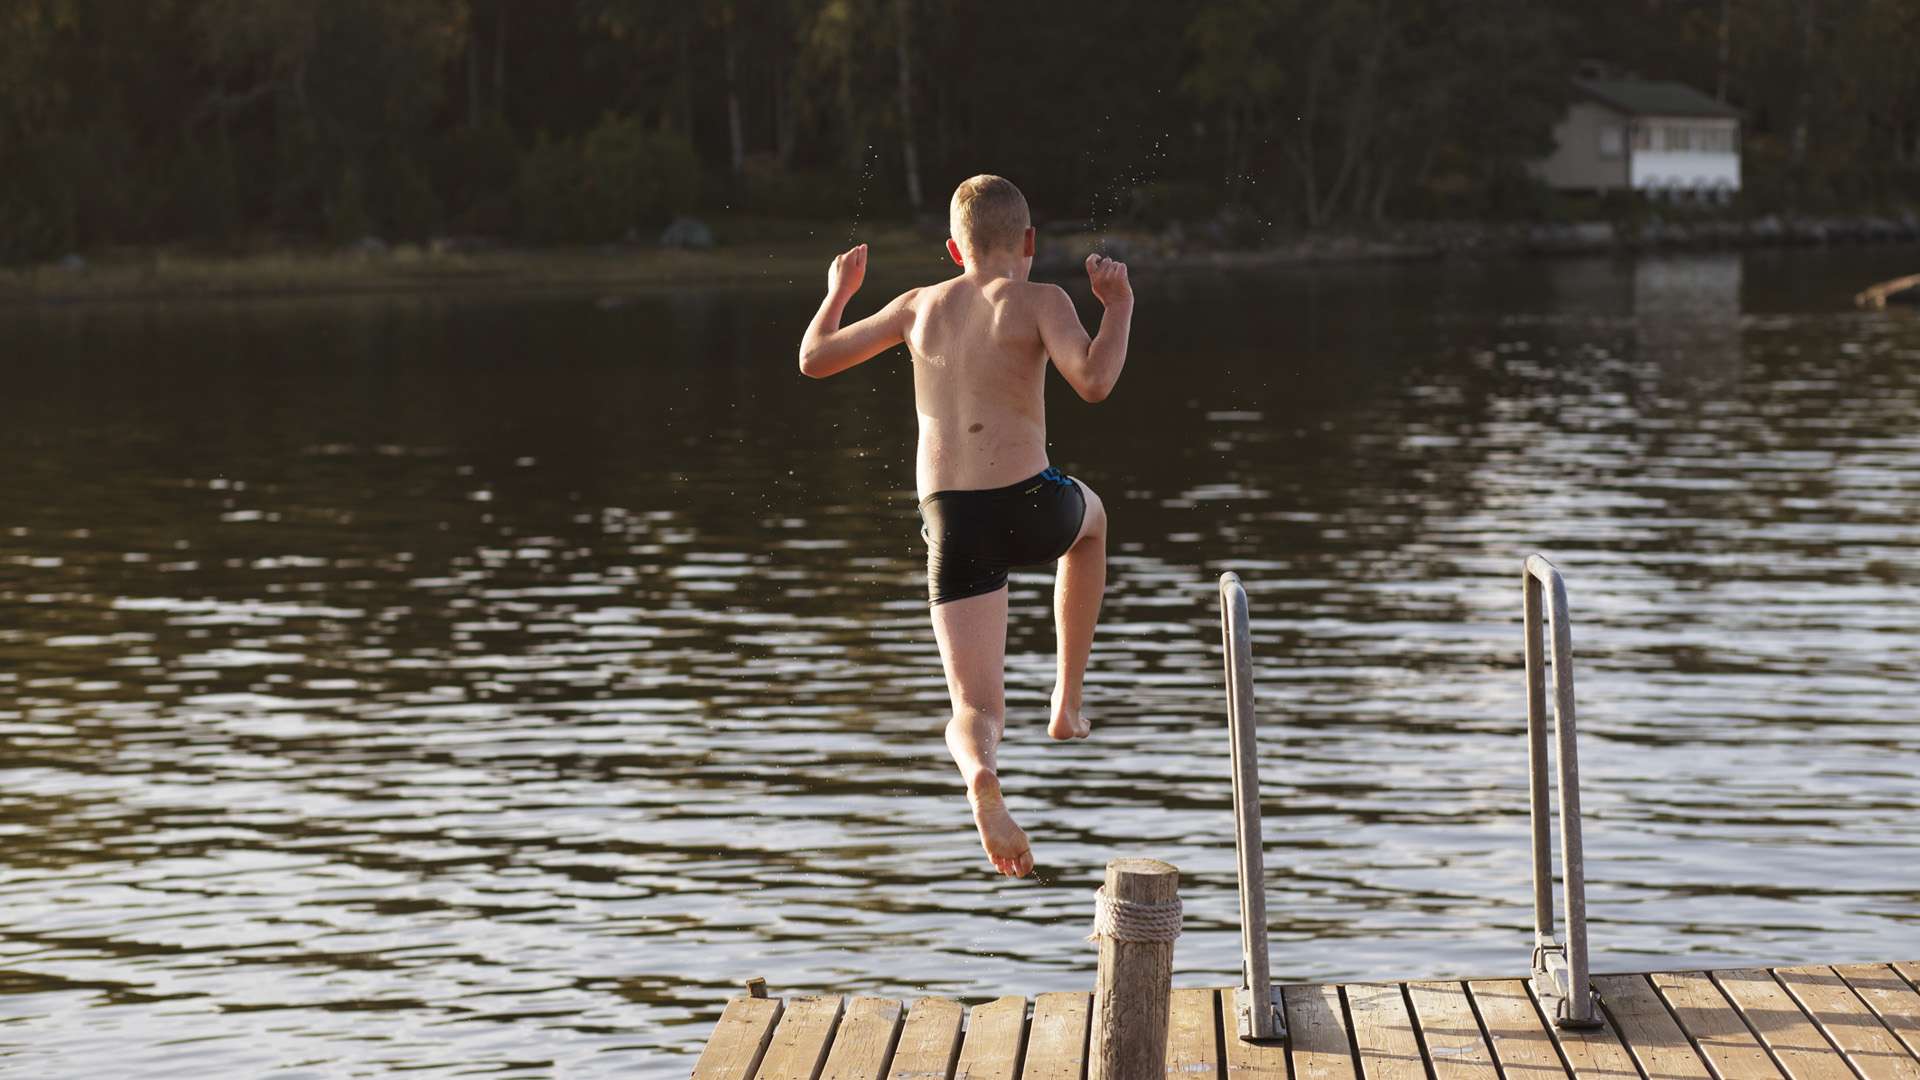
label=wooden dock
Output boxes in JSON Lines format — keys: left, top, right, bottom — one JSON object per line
{"left": 692, "top": 961, "right": 1920, "bottom": 1080}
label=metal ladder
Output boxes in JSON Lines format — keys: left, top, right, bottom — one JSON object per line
{"left": 1217, "top": 556, "right": 1602, "bottom": 1042}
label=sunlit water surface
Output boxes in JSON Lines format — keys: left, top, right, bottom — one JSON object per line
{"left": 2, "top": 248, "right": 1918, "bottom": 1076}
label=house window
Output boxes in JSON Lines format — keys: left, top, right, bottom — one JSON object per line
{"left": 1666, "top": 124, "right": 1692, "bottom": 152}
{"left": 1598, "top": 124, "right": 1624, "bottom": 159}
{"left": 1631, "top": 123, "right": 1653, "bottom": 152}
{"left": 1697, "top": 126, "right": 1738, "bottom": 154}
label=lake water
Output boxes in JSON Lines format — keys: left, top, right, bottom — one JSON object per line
{"left": 2, "top": 247, "right": 1917, "bottom": 1076}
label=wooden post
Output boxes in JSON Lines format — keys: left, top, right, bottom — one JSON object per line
{"left": 1090, "top": 858, "right": 1179, "bottom": 1078}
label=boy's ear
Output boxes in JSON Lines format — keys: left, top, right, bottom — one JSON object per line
{"left": 945, "top": 237, "right": 966, "bottom": 267}
{"left": 1022, "top": 227, "right": 1035, "bottom": 258}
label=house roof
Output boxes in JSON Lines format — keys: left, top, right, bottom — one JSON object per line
{"left": 1574, "top": 78, "right": 1743, "bottom": 119}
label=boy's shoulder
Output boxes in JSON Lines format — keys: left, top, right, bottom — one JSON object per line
{"left": 1009, "top": 280, "right": 1073, "bottom": 323}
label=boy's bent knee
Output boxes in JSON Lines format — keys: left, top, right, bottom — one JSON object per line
{"left": 1076, "top": 483, "right": 1108, "bottom": 541}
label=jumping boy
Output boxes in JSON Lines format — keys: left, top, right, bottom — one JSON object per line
{"left": 797, "top": 175, "right": 1134, "bottom": 878}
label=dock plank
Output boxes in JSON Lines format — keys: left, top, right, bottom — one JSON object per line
{"left": 1470, "top": 980, "right": 1570, "bottom": 1080}
{"left": 954, "top": 996, "right": 1027, "bottom": 1080}
{"left": 820, "top": 997, "right": 906, "bottom": 1080}
{"left": 1649, "top": 971, "right": 1784, "bottom": 1080}
{"left": 756, "top": 996, "right": 847, "bottom": 1080}
{"left": 1592, "top": 973, "right": 1712, "bottom": 1080}
{"left": 1408, "top": 981, "right": 1499, "bottom": 1080}
{"left": 1347, "top": 983, "right": 1425, "bottom": 1080}
{"left": 1164, "top": 987, "right": 1220, "bottom": 1078}
{"left": 1534, "top": 982, "right": 1639, "bottom": 1080}
{"left": 1712, "top": 968, "right": 1854, "bottom": 1080}
{"left": 887, "top": 998, "right": 965, "bottom": 1080}
{"left": 1020, "top": 992, "right": 1089, "bottom": 1080}
{"left": 695, "top": 997, "right": 787, "bottom": 1080}
{"left": 1219, "top": 987, "right": 1289, "bottom": 1078}
{"left": 1837, "top": 964, "right": 1920, "bottom": 1060}
{"left": 1288, "top": 983, "right": 1359, "bottom": 1080}
{"left": 1775, "top": 966, "right": 1920, "bottom": 1080}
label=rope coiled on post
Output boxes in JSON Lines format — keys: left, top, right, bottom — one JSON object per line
{"left": 1086, "top": 886, "right": 1183, "bottom": 943}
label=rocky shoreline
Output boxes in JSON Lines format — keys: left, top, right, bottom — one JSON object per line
{"left": 1035, "top": 212, "right": 1920, "bottom": 273}
{"left": 9, "top": 212, "right": 1919, "bottom": 307}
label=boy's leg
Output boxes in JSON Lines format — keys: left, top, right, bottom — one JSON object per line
{"left": 930, "top": 585, "right": 1033, "bottom": 877}
{"left": 1050, "top": 481, "right": 1107, "bottom": 740}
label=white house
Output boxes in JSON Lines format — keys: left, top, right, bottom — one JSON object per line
{"left": 1532, "top": 78, "right": 1742, "bottom": 200}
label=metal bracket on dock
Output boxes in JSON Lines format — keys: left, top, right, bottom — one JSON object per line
{"left": 1220, "top": 572, "right": 1286, "bottom": 1043}
{"left": 1523, "top": 556, "right": 1604, "bottom": 1031}
{"left": 1234, "top": 985, "right": 1284, "bottom": 1044}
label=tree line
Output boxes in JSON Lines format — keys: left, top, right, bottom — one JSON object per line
{"left": 2, "top": 0, "right": 1917, "bottom": 262}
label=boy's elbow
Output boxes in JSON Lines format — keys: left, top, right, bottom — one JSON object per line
{"left": 797, "top": 349, "right": 827, "bottom": 378}
{"left": 1078, "top": 378, "right": 1113, "bottom": 403}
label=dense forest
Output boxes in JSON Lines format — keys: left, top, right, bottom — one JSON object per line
{"left": 3, "top": 0, "right": 1919, "bottom": 261}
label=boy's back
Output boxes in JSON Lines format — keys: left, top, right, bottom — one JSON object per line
{"left": 906, "top": 275, "right": 1055, "bottom": 495}
{"left": 795, "top": 175, "right": 1132, "bottom": 879}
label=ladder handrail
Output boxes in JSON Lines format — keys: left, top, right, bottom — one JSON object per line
{"left": 1523, "top": 555, "right": 1603, "bottom": 1030}
{"left": 1215, "top": 560, "right": 1600, "bottom": 1035}
{"left": 1219, "top": 572, "right": 1284, "bottom": 1042}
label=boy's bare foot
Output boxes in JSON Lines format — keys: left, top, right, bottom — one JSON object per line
{"left": 967, "top": 773, "right": 1033, "bottom": 877}
{"left": 1048, "top": 686, "right": 1091, "bottom": 740}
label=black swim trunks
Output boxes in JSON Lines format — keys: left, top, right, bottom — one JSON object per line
{"left": 919, "top": 467, "right": 1087, "bottom": 606}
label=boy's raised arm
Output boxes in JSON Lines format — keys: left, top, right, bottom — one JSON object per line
{"left": 1038, "top": 253, "right": 1133, "bottom": 403}
{"left": 799, "top": 243, "right": 916, "bottom": 379}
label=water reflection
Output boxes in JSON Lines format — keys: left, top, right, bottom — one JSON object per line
{"left": 1, "top": 249, "right": 1918, "bottom": 1074}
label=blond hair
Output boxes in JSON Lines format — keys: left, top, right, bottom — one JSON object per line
{"left": 949, "top": 174, "right": 1030, "bottom": 255}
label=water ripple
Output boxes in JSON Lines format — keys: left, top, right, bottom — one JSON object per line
{"left": 1, "top": 252, "right": 1917, "bottom": 1074}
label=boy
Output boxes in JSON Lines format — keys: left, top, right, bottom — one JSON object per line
{"left": 796, "top": 175, "right": 1134, "bottom": 878}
